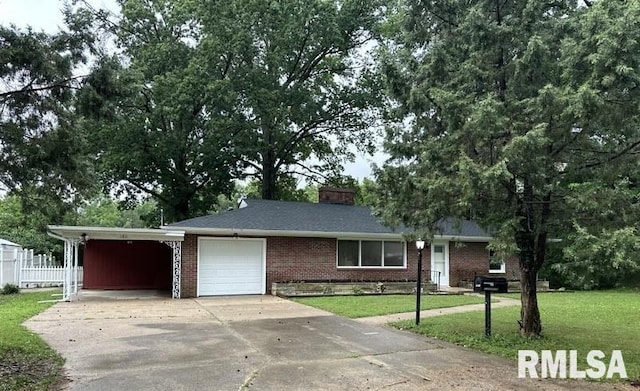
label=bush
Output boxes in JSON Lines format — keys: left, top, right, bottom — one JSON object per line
{"left": 2, "top": 283, "right": 20, "bottom": 295}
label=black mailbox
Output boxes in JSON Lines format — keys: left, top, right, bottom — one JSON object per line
{"left": 473, "top": 276, "right": 508, "bottom": 293}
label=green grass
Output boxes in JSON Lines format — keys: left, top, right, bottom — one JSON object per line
{"left": 292, "top": 293, "right": 485, "bottom": 318}
{"left": 0, "top": 290, "right": 64, "bottom": 391}
{"left": 393, "top": 290, "right": 640, "bottom": 382}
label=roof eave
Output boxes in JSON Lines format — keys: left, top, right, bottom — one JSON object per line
{"left": 438, "top": 235, "right": 493, "bottom": 242}
{"left": 165, "top": 226, "right": 492, "bottom": 241}
{"left": 47, "top": 225, "right": 185, "bottom": 242}
{"left": 166, "top": 226, "right": 403, "bottom": 239}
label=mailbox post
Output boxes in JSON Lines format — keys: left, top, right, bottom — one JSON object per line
{"left": 473, "top": 276, "right": 508, "bottom": 337}
{"left": 415, "top": 239, "right": 425, "bottom": 325}
{"left": 484, "top": 290, "right": 491, "bottom": 337}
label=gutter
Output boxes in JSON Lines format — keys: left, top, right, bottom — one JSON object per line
{"left": 161, "top": 226, "right": 493, "bottom": 242}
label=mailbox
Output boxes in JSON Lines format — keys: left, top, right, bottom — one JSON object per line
{"left": 473, "top": 276, "right": 508, "bottom": 293}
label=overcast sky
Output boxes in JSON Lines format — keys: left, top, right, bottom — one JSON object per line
{"left": 0, "top": 0, "right": 385, "bottom": 180}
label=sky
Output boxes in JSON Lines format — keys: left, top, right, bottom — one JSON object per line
{"left": 0, "top": 0, "right": 386, "bottom": 181}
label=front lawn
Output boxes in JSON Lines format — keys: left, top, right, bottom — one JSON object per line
{"left": 292, "top": 293, "right": 485, "bottom": 318}
{"left": 0, "top": 290, "right": 64, "bottom": 391}
{"left": 394, "top": 290, "right": 639, "bottom": 382}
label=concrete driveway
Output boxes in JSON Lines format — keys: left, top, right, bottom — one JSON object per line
{"left": 25, "top": 294, "right": 630, "bottom": 391}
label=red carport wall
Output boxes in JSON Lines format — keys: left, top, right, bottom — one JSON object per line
{"left": 83, "top": 240, "right": 172, "bottom": 290}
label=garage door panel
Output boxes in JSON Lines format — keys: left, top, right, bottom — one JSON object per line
{"left": 198, "top": 239, "right": 265, "bottom": 296}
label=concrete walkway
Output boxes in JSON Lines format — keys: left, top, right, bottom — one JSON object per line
{"left": 356, "top": 295, "right": 521, "bottom": 325}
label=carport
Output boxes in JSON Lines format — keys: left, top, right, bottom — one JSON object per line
{"left": 47, "top": 226, "right": 185, "bottom": 301}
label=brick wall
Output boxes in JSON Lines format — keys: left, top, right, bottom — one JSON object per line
{"left": 448, "top": 242, "right": 519, "bottom": 286}
{"left": 181, "top": 234, "right": 198, "bottom": 298}
{"left": 180, "top": 234, "right": 508, "bottom": 296}
{"left": 449, "top": 242, "right": 489, "bottom": 286}
{"left": 504, "top": 256, "right": 520, "bottom": 280}
{"left": 318, "top": 187, "right": 355, "bottom": 205}
{"left": 266, "top": 237, "right": 421, "bottom": 291}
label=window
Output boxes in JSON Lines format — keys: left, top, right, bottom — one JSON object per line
{"left": 337, "top": 240, "right": 358, "bottom": 266}
{"left": 384, "top": 241, "right": 404, "bottom": 266}
{"left": 337, "top": 240, "right": 406, "bottom": 268}
{"left": 361, "top": 241, "right": 382, "bottom": 266}
{"left": 489, "top": 249, "right": 505, "bottom": 273}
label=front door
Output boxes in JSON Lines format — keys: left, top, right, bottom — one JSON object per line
{"left": 431, "top": 242, "right": 449, "bottom": 287}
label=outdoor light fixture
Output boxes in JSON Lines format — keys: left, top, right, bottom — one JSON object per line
{"left": 80, "top": 233, "right": 87, "bottom": 244}
{"left": 415, "top": 239, "right": 425, "bottom": 325}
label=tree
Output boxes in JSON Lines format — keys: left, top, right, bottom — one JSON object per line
{"left": 74, "top": 196, "right": 160, "bottom": 228}
{"left": 0, "top": 195, "right": 60, "bottom": 254}
{"left": 73, "top": 0, "right": 383, "bottom": 222}
{"left": 0, "top": 24, "right": 94, "bottom": 218}
{"left": 375, "top": 0, "right": 640, "bottom": 336}
{"left": 354, "top": 177, "right": 378, "bottom": 207}
{"left": 208, "top": 0, "right": 383, "bottom": 200}
{"left": 550, "top": 177, "right": 640, "bottom": 289}
{"left": 555, "top": 225, "right": 640, "bottom": 290}
{"left": 73, "top": 0, "right": 242, "bottom": 223}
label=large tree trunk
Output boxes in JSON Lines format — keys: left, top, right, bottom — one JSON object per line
{"left": 261, "top": 154, "right": 277, "bottom": 200}
{"left": 260, "top": 124, "right": 278, "bottom": 200}
{"left": 517, "top": 231, "right": 545, "bottom": 337}
{"left": 168, "top": 183, "right": 193, "bottom": 223}
{"left": 515, "top": 184, "right": 548, "bottom": 337}
{"left": 518, "top": 241, "right": 543, "bottom": 337}
{"left": 520, "top": 264, "right": 542, "bottom": 337}
{"left": 172, "top": 199, "right": 190, "bottom": 223}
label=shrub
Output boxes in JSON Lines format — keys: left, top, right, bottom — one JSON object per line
{"left": 2, "top": 283, "right": 20, "bottom": 295}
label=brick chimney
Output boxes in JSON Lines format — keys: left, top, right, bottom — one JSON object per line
{"left": 318, "top": 187, "right": 355, "bottom": 205}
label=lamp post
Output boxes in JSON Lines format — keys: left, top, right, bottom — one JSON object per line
{"left": 415, "top": 239, "right": 425, "bottom": 325}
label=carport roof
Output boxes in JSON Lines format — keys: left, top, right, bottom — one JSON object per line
{"left": 47, "top": 225, "right": 185, "bottom": 242}
{"left": 165, "top": 199, "right": 491, "bottom": 241}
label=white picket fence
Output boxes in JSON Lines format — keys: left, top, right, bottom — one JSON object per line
{"left": 0, "top": 247, "right": 83, "bottom": 288}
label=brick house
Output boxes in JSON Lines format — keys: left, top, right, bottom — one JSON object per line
{"left": 48, "top": 187, "right": 517, "bottom": 300}
{"left": 167, "top": 188, "right": 517, "bottom": 298}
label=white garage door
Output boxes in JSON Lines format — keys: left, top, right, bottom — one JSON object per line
{"left": 198, "top": 238, "right": 265, "bottom": 296}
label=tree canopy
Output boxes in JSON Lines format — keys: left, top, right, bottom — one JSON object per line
{"left": 0, "top": 195, "right": 60, "bottom": 254}
{"left": 74, "top": 0, "right": 383, "bottom": 222}
{"left": 375, "top": 0, "right": 640, "bottom": 336}
{"left": 0, "top": 24, "right": 94, "bottom": 218}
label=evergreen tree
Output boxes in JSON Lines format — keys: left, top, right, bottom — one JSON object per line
{"left": 376, "top": 0, "right": 640, "bottom": 336}
{"left": 0, "top": 24, "right": 94, "bottom": 219}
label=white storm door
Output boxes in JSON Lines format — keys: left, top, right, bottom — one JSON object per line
{"left": 431, "top": 242, "right": 449, "bottom": 287}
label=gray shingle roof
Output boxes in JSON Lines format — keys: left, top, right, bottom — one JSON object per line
{"left": 168, "top": 199, "right": 490, "bottom": 238}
